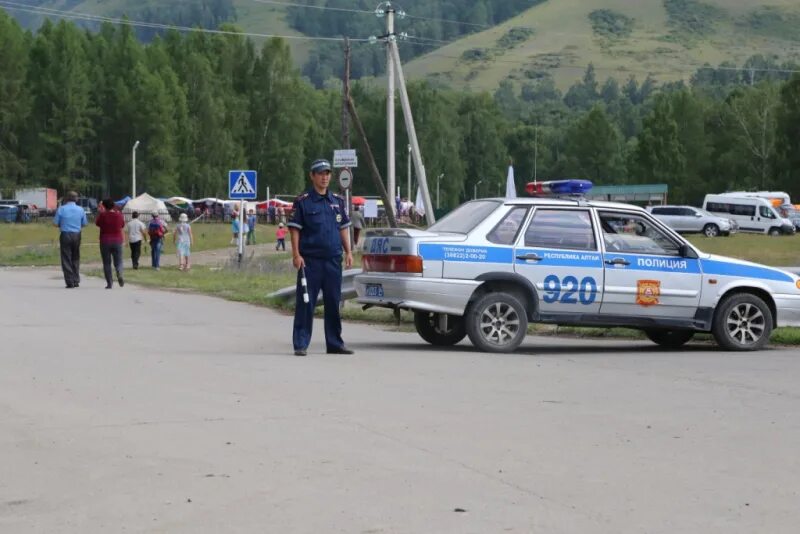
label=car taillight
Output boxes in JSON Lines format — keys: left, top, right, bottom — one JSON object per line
{"left": 362, "top": 254, "right": 423, "bottom": 274}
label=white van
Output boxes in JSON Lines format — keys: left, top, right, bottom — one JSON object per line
{"left": 702, "top": 194, "right": 795, "bottom": 235}
{"left": 719, "top": 191, "right": 800, "bottom": 231}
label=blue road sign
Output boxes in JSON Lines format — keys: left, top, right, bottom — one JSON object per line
{"left": 229, "top": 170, "right": 258, "bottom": 200}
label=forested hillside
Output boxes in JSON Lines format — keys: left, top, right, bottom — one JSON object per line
{"left": 2, "top": 7, "right": 800, "bottom": 206}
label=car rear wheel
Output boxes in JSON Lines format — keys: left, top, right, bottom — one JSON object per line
{"left": 413, "top": 312, "right": 466, "bottom": 346}
{"left": 644, "top": 329, "right": 695, "bottom": 349}
{"left": 712, "top": 293, "right": 773, "bottom": 351}
{"left": 465, "top": 292, "right": 528, "bottom": 353}
{"left": 703, "top": 223, "right": 720, "bottom": 237}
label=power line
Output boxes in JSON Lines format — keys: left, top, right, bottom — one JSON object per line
{"left": 250, "top": 0, "right": 373, "bottom": 15}
{"left": 0, "top": 0, "right": 371, "bottom": 42}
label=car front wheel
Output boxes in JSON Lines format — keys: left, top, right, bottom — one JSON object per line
{"left": 712, "top": 293, "right": 773, "bottom": 351}
{"left": 465, "top": 292, "right": 528, "bottom": 353}
{"left": 414, "top": 312, "right": 466, "bottom": 346}
{"left": 644, "top": 329, "right": 695, "bottom": 349}
{"left": 768, "top": 227, "right": 781, "bottom": 237}
{"left": 703, "top": 223, "right": 720, "bottom": 237}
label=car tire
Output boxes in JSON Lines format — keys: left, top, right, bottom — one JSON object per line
{"left": 712, "top": 293, "right": 773, "bottom": 351}
{"left": 644, "top": 329, "right": 695, "bottom": 349}
{"left": 413, "top": 312, "right": 466, "bottom": 346}
{"left": 465, "top": 292, "right": 528, "bottom": 353}
{"left": 703, "top": 223, "right": 720, "bottom": 237}
{"left": 768, "top": 227, "right": 781, "bottom": 237}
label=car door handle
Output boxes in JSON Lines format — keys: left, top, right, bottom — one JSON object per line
{"left": 605, "top": 258, "right": 630, "bottom": 266}
{"left": 516, "top": 253, "right": 543, "bottom": 262}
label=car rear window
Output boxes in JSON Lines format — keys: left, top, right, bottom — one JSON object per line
{"left": 428, "top": 200, "right": 501, "bottom": 234}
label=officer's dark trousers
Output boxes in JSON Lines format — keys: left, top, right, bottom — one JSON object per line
{"left": 100, "top": 243, "right": 124, "bottom": 287}
{"left": 130, "top": 241, "right": 142, "bottom": 269}
{"left": 59, "top": 231, "right": 81, "bottom": 287}
{"left": 293, "top": 256, "right": 345, "bottom": 352}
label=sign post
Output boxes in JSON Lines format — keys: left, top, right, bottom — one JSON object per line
{"left": 334, "top": 151, "right": 357, "bottom": 250}
{"left": 229, "top": 170, "right": 257, "bottom": 264}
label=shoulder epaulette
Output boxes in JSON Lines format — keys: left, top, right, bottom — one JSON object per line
{"left": 295, "top": 193, "right": 309, "bottom": 201}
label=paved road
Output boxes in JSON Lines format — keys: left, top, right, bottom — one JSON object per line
{"left": 1, "top": 269, "right": 799, "bottom": 533}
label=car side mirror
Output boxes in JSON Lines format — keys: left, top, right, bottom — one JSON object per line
{"left": 678, "top": 244, "right": 697, "bottom": 259}
{"left": 695, "top": 213, "right": 702, "bottom": 217}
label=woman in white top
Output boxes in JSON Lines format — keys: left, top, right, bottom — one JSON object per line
{"left": 173, "top": 213, "right": 194, "bottom": 271}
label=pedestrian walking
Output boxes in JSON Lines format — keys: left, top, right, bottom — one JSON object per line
{"left": 148, "top": 211, "right": 168, "bottom": 270}
{"left": 278, "top": 206, "right": 286, "bottom": 225}
{"left": 246, "top": 210, "right": 256, "bottom": 245}
{"left": 288, "top": 159, "right": 354, "bottom": 356}
{"left": 268, "top": 204, "right": 276, "bottom": 225}
{"left": 53, "top": 191, "right": 88, "bottom": 288}
{"left": 126, "top": 211, "right": 147, "bottom": 269}
{"left": 275, "top": 223, "right": 287, "bottom": 251}
{"left": 173, "top": 213, "right": 193, "bottom": 271}
{"left": 351, "top": 205, "right": 365, "bottom": 246}
{"left": 95, "top": 198, "right": 125, "bottom": 289}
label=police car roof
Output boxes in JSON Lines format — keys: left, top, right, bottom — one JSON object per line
{"left": 489, "top": 197, "right": 648, "bottom": 212}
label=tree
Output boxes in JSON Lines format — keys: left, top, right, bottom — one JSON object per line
{"left": 565, "top": 105, "right": 621, "bottom": 182}
{"left": 0, "top": 12, "right": 29, "bottom": 189}
{"left": 776, "top": 75, "right": 800, "bottom": 199}
{"left": 634, "top": 95, "right": 686, "bottom": 197}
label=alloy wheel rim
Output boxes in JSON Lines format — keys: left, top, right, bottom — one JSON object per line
{"left": 479, "top": 302, "right": 520, "bottom": 346}
{"left": 726, "top": 303, "right": 765, "bottom": 345}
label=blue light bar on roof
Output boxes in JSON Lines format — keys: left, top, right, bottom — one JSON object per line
{"left": 526, "top": 179, "right": 593, "bottom": 196}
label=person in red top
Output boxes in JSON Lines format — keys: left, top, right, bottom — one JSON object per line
{"left": 95, "top": 198, "right": 126, "bottom": 289}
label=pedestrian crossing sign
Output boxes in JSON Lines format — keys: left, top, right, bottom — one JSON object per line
{"left": 229, "top": 170, "right": 257, "bottom": 200}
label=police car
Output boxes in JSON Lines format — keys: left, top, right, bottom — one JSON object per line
{"left": 355, "top": 180, "right": 800, "bottom": 353}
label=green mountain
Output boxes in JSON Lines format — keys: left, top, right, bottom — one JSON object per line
{"left": 5, "top": 0, "right": 800, "bottom": 89}
{"left": 403, "top": 0, "right": 800, "bottom": 90}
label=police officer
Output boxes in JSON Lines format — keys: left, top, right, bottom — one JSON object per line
{"left": 288, "top": 159, "right": 354, "bottom": 356}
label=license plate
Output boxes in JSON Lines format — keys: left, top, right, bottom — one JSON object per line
{"left": 365, "top": 284, "right": 384, "bottom": 298}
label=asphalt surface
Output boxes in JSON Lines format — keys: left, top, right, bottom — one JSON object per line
{"left": 1, "top": 269, "right": 799, "bottom": 533}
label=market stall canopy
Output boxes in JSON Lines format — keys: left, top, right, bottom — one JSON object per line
{"left": 165, "top": 196, "right": 193, "bottom": 207}
{"left": 121, "top": 193, "right": 172, "bottom": 222}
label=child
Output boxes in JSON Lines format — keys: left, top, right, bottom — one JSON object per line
{"left": 275, "top": 222, "right": 287, "bottom": 251}
{"left": 174, "top": 213, "right": 193, "bottom": 270}
{"left": 231, "top": 215, "right": 240, "bottom": 245}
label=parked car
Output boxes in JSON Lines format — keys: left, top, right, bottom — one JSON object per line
{"left": 0, "top": 205, "right": 19, "bottom": 223}
{"left": 646, "top": 205, "right": 733, "bottom": 237}
{"left": 355, "top": 180, "right": 800, "bottom": 353}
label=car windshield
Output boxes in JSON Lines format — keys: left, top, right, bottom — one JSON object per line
{"left": 427, "top": 200, "right": 501, "bottom": 234}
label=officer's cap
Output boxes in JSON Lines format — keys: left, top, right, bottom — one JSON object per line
{"left": 310, "top": 159, "right": 332, "bottom": 173}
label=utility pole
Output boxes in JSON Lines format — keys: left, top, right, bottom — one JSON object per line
{"left": 385, "top": 3, "right": 396, "bottom": 216}
{"left": 131, "top": 140, "right": 140, "bottom": 197}
{"left": 342, "top": 37, "right": 354, "bottom": 245}
{"left": 388, "top": 40, "right": 435, "bottom": 223}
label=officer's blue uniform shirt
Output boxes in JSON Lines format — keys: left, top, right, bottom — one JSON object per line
{"left": 54, "top": 202, "right": 88, "bottom": 233}
{"left": 288, "top": 188, "right": 351, "bottom": 258}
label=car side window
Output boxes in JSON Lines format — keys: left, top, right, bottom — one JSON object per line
{"left": 759, "top": 206, "right": 775, "bottom": 219}
{"left": 680, "top": 208, "right": 697, "bottom": 216}
{"left": 651, "top": 207, "right": 667, "bottom": 215}
{"left": 599, "top": 211, "right": 681, "bottom": 256}
{"left": 487, "top": 207, "right": 528, "bottom": 245}
{"left": 524, "top": 209, "right": 596, "bottom": 251}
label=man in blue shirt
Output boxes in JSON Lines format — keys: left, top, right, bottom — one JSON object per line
{"left": 289, "top": 159, "right": 354, "bottom": 356}
{"left": 53, "top": 191, "right": 88, "bottom": 288}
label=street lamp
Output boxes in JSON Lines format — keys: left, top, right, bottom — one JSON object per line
{"left": 436, "top": 173, "right": 444, "bottom": 209}
{"left": 132, "top": 140, "right": 140, "bottom": 197}
{"left": 474, "top": 179, "right": 483, "bottom": 200}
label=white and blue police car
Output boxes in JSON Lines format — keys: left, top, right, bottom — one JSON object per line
{"left": 355, "top": 180, "right": 800, "bottom": 353}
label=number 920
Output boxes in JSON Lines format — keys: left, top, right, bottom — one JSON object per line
{"left": 542, "top": 275, "right": 597, "bottom": 305}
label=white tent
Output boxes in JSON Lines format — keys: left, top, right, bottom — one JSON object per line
{"left": 122, "top": 193, "right": 172, "bottom": 223}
